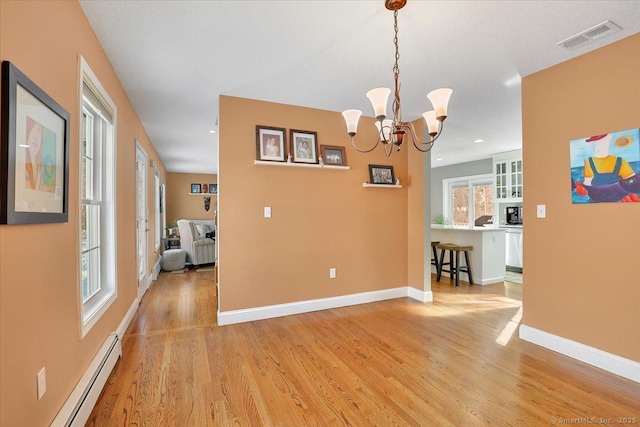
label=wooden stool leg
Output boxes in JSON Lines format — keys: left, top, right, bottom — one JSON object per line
{"left": 465, "top": 250, "right": 473, "bottom": 285}
{"left": 437, "top": 248, "right": 445, "bottom": 281}
{"left": 455, "top": 250, "right": 460, "bottom": 286}
{"left": 448, "top": 250, "right": 454, "bottom": 280}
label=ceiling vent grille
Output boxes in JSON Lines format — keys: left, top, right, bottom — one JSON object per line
{"left": 557, "top": 20, "right": 622, "bottom": 51}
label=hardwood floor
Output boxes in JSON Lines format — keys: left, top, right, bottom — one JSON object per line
{"left": 87, "top": 273, "right": 640, "bottom": 426}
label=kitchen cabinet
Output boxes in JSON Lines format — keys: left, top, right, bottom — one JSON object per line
{"left": 494, "top": 151, "right": 523, "bottom": 202}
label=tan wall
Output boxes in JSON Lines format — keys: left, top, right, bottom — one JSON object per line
{"left": 0, "top": 1, "right": 166, "bottom": 425}
{"left": 218, "top": 95, "right": 410, "bottom": 311}
{"left": 522, "top": 33, "right": 640, "bottom": 362}
{"left": 166, "top": 172, "right": 217, "bottom": 224}
{"left": 407, "top": 122, "right": 427, "bottom": 291}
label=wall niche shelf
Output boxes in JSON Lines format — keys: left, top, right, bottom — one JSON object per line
{"left": 362, "top": 183, "right": 402, "bottom": 188}
{"left": 253, "top": 160, "right": 350, "bottom": 170}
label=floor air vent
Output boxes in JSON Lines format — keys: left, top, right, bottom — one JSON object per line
{"left": 557, "top": 20, "right": 622, "bottom": 50}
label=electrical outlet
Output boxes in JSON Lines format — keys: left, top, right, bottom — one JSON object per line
{"left": 37, "top": 367, "right": 46, "bottom": 400}
{"left": 329, "top": 268, "right": 336, "bottom": 279}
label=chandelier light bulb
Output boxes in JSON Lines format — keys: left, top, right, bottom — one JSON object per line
{"left": 427, "top": 88, "right": 453, "bottom": 120}
{"left": 366, "top": 87, "right": 391, "bottom": 120}
{"left": 422, "top": 111, "right": 439, "bottom": 136}
{"left": 342, "top": 109, "right": 363, "bottom": 136}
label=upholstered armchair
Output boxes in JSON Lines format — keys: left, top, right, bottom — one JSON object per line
{"left": 176, "top": 219, "right": 216, "bottom": 266}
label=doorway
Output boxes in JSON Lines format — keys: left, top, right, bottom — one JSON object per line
{"left": 136, "top": 142, "right": 150, "bottom": 298}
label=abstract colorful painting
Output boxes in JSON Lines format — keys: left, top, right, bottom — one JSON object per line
{"left": 570, "top": 128, "right": 640, "bottom": 204}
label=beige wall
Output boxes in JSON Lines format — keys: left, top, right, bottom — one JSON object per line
{"left": 166, "top": 172, "right": 217, "bottom": 224}
{"left": 219, "top": 95, "right": 412, "bottom": 311}
{"left": 0, "top": 1, "right": 166, "bottom": 425}
{"left": 522, "top": 33, "right": 640, "bottom": 362}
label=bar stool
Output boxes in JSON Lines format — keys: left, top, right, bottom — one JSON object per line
{"left": 430, "top": 241, "right": 440, "bottom": 275}
{"left": 436, "top": 243, "right": 473, "bottom": 286}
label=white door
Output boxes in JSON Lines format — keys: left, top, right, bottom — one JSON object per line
{"left": 136, "top": 143, "right": 149, "bottom": 297}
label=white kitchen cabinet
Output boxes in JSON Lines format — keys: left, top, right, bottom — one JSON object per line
{"left": 493, "top": 150, "right": 523, "bottom": 202}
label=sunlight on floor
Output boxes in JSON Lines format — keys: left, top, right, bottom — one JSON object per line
{"left": 495, "top": 306, "right": 523, "bottom": 346}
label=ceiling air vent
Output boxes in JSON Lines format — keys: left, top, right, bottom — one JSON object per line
{"left": 557, "top": 20, "right": 622, "bottom": 51}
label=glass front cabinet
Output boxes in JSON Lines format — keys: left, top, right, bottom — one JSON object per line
{"left": 493, "top": 151, "right": 523, "bottom": 201}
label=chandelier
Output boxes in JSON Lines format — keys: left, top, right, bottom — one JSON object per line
{"left": 341, "top": 0, "right": 452, "bottom": 156}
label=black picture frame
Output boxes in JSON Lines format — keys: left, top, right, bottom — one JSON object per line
{"left": 191, "top": 183, "right": 201, "bottom": 193}
{"left": 1, "top": 61, "right": 70, "bottom": 224}
{"left": 368, "top": 164, "right": 395, "bottom": 185}
{"left": 209, "top": 183, "right": 217, "bottom": 194}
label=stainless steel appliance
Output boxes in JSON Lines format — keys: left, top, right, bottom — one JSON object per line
{"left": 506, "top": 206, "right": 523, "bottom": 225}
{"left": 505, "top": 228, "right": 523, "bottom": 272}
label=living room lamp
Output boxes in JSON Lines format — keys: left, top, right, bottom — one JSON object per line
{"left": 341, "top": 0, "right": 453, "bottom": 156}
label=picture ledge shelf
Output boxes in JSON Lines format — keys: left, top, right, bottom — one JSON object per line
{"left": 362, "top": 183, "right": 402, "bottom": 188}
{"left": 253, "top": 160, "right": 350, "bottom": 170}
{"left": 189, "top": 193, "right": 218, "bottom": 196}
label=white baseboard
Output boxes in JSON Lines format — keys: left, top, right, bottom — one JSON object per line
{"left": 152, "top": 259, "right": 161, "bottom": 280}
{"left": 116, "top": 297, "right": 140, "bottom": 339}
{"left": 519, "top": 324, "right": 640, "bottom": 383}
{"left": 408, "top": 287, "right": 433, "bottom": 302}
{"left": 477, "top": 277, "right": 505, "bottom": 285}
{"left": 218, "top": 286, "right": 430, "bottom": 326}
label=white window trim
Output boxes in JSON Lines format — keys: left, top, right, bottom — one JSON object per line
{"left": 78, "top": 56, "right": 118, "bottom": 338}
{"left": 442, "top": 173, "right": 493, "bottom": 227}
{"left": 154, "top": 167, "right": 161, "bottom": 250}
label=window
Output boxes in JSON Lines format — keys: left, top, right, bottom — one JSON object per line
{"left": 79, "top": 58, "right": 117, "bottom": 337}
{"left": 443, "top": 174, "right": 494, "bottom": 227}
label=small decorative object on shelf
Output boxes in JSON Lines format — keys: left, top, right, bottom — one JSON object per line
{"left": 203, "top": 196, "right": 211, "bottom": 211}
{"left": 202, "top": 183, "right": 208, "bottom": 193}
{"left": 395, "top": 178, "right": 400, "bottom": 185}
{"left": 319, "top": 155, "right": 324, "bottom": 166}
{"left": 287, "top": 153, "right": 292, "bottom": 163}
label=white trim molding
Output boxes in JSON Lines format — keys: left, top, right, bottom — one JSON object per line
{"left": 116, "top": 297, "right": 140, "bottom": 339}
{"left": 218, "top": 286, "right": 429, "bottom": 326}
{"left": 519, "top": 324, "right": 640, "bottom": 383}
{"left": 407, "top": 287, "right": 433, "bottom": 302}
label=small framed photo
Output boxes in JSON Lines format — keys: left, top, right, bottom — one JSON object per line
{"left": 320, "top": 145, "right": 347, "bottom": 166}
{"left": 191, "top": 183, "right": 201, "bottom": 193}
{"left": 202, "top": 183, "right": 209, "bottom": 193}
{"left": 209, "top": 184, "right": 217, "bottom": 194}
{"left": 1, "top": 61, "right": 71, "bottom": 224}
{"left": 369, "top": 164, "right": 395, "bottom": 185}
{"left": 256, "top": 125, "right": 286, "bottom": 162}
{"left": 290, "top": 129, "right": 318, "bottom": 164}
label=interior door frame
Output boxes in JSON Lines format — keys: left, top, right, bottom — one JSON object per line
{"left": 135, "top": 141, "right": 150, "bottom": 298}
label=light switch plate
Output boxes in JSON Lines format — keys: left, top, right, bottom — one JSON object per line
{"left": 264, "top": 207, "right": 271, "bottom": 218}
{"left": 329, "top": 268, "right": 336, "bottom": 279}
{"left": 536, "top": 204, "right": 546, "bottom": 218}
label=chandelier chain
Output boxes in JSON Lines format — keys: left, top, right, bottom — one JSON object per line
{"left": 392, "top": 10, "right": 401, "bottom": 125}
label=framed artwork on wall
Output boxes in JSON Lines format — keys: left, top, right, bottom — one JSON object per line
{"left": 368, "top": 164, "right": 395, "bottom": 185}
{"left": 570, "top": 129, "right": 640, "bottom": 204}
{"left": 0, "top": 61, "right": 70, "bottom": 224}
{"left": 191, "top": 183, "right": 201, "bottom": 194}
{"left": 320, "top": 145, "right": 347, "bottom": 166}
{"left": 256, "top": 125, "right": 287, "bottom": 162}
{"left": 290, "top": 129, "right": 318, "bottom": 164}
{"left": 209, "top": 184, "right": 217, "bottom": 194}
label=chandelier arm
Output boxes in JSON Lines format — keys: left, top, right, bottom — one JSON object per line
{"left": 384, "top": 142, "right": 394, "bottom": 157}
{"left": 351, "top": 136, "right": 382, "bottom": 153}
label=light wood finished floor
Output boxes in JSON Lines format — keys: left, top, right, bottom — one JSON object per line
{"left": 87, "top": 272, "right": 640, "bottom": 426}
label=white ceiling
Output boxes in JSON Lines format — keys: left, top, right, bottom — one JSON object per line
{"left": 79, "top": 0, "right": 640, "bottom": 174}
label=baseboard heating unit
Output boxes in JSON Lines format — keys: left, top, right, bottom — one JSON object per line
{"left": 51, "top": 333, "right": 121, "bottom": 427}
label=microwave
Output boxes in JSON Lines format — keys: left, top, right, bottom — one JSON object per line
{"left": 506, "top": 206, "right": 523, "bottom": 225}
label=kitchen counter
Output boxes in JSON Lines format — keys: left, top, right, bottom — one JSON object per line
{"left": 431, "top": 225, "right": 506, "bottom": 285}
